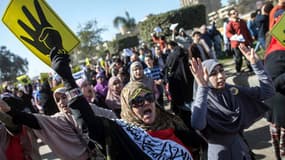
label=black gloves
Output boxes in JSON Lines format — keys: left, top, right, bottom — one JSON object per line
{"left": 50, "top": 47, "right": 77, "bottom": 89}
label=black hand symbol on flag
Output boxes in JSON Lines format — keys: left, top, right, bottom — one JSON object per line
{"left": 18, "top": 0, "right": 66, "bottom": 55}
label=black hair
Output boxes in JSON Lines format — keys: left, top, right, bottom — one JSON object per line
{"left": 192, "top": 31, "right": 202, "bottom": 37}
{"left": 250, "top": 12, "right": 257, "bottom": 18}
{"left": 167, "top": 41, "right": 178, "bottom": 47}
{"left": 263, "top": 3, "right": 274, "bottom": 14}
{"left": 144, "top": 54, "right": 153, "bottom": 60}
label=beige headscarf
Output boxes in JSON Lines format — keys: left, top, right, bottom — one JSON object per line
{"left": 120, "top": 81, "right": 188, "bottom": 131}
{"left": 105, "top": 76, "right": 122, "bottom": 110}
{"left": 129, "top": 61, "right": 153, "bottom": 89}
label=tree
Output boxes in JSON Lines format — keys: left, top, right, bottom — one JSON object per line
{"left": 113, "top": 11, "right": 136, "bottom": 34}
{"left": 0, "top": 46, "right": 28, "bottom": 82}
{"left": 72, "top": 19, "right": 106, "bottom": 62}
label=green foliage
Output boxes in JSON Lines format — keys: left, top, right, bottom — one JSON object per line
{"left": 138, "top": 4, "right": 206, "bottom": 42}
{"left": 0, "top": 46, "right": 28, "bottom": 82}
{"left": 108, "top": 34, "right": 139, "bottom": 53}
{"left": 71, "top": 19, "right": 106, "bottom": 63}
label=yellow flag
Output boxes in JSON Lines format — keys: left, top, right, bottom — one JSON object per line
{"left": 85, "top": 57, "right": 90, "bottom": 66}
{"left": 16, "top": 75, "right": 31, "bottom": 85}
{"left": 39, "top": 72, "right": 49, "bottom": 83}
{"left": 2, "top": 0, "right": 80, "bottom": 66}
{"left": 270, "top": 13, "right": 285, "bottom": 47}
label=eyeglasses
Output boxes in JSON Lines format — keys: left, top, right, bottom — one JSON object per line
{"left": 130, "top": 93, "right": 155, "bottom": 108}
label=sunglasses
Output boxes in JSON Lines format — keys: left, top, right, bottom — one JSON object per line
{"left": 130, "top": 93, "right": 155, "bottom": 108}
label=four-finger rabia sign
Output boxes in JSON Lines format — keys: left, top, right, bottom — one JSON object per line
{"left": 2, "top": 0, "right": 80, "bottom": 66}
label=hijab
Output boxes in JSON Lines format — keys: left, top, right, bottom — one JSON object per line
{"left": 129, "top": 61, "right": 153, "bottom": 90}
{"left": 105, "top": 76, "right": 122, "bottom": 110}
{"left": 53, "top": 87, "right": 66, "bottom": 100}
{"left": 202, "top": 59, "right": 269, "bottom": 133}
{"left": 120, "top": 81, "right": 188, "bottom": 131}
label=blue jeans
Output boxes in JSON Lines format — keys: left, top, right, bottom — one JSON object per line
{"left": 255, "top": 37, "right": 266, "bottom": 52}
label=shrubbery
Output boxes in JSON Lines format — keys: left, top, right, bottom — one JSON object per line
{"left": 138, "top": 4, "right": 206, "bottom": 42}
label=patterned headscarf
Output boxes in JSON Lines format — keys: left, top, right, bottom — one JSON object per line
{"left": 120, "top": 81, "right": 188, "bottom": 131}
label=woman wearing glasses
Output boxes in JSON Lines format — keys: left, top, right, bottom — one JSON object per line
{"left": 9, "top": 47, "right": 195, "bottom": 160}
{"left": 190, "top": 45, "right": 275, "bottom": 160}
{"left": 120, "top": 81, "right": 205, "bottom": 159}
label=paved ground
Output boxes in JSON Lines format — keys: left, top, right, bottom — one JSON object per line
{"left": 39, "top": 60, "right": 276, "bottom": 159}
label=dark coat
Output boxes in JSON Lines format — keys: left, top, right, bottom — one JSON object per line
{"left": 189, "top": 43, "right": 210, "bottom": 60}
{"left": 265, "top": 50, "right": 285, "bottom": 127}
{"left": 164, "top": 46, "right": 194, "bottom": 106}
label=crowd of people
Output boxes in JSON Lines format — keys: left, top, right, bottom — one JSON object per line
{"left": 0, "top": 0, "right": 284, "bottom": 159}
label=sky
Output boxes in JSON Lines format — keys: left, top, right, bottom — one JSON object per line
{"left": 0, "top": 0, "right": 227, "bottom": 78}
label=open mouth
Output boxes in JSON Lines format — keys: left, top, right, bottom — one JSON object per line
{"left": 217, "top": 80, "right": 225, "bottom": 86}
{"left": 143, "top": 108, "right": 152, "bottom": 116}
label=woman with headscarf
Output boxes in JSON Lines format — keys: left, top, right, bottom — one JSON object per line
{"left": 0, "top": 93, "right": 41, "bottom": 160}
{"left": 105, "top": 76, "right": 123, "bottom": 117}
{"left": 121, "top": 81, "right": 206, "bottom": 159}
{"left": 43, "top": 45, "right": 194, "bottom": 159}
{"left": 189, "top": 45, "right": 275, "bottom": 160}
{"left": 0, "top": 87, "right": 116, "bottom": 160}
{"left": 129, "top": 61, "right": 160, "bottom": 104}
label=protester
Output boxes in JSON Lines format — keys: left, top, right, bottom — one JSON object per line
{"left": 144, "top": 54, "right": 165, "bottom": 107}
{"left": 164, "top": 41, "right": 194, "bottom": 128}
{"left": 47, "top": 45, "right": 194, "bottom": 159}
{"left": 226, "top": 8, "right": 253, "bottom": 75}
{"left": 255, "top": 3, "right": 273, "bottom": 51}
{"left": 120, "top": 81, "right": 206, "bottom": 159}
{"left": 190, "top": 45, "right": 275, "bottom": 160}
{"left": 200, "top": 25, "right": 214, "bottom": 58}
{"left": 172, "top": 27, "right": 193, "bottom": 51}
{"left": 105, "top": 76, "right": 123, "bottom": 118}
{"left": 151, "top": 32, "right": 167, "bottom": 51}
{"left": 188, "top": 31, "right": 210, "bottom": 61}
{"left": 0, "top": 87, "right": 116, "bottom": 160}
{"left": 264, "top": 0, "right": 285, "bottom": 159}
{"left": 94, "top": 72, "right": 108, "bottom": 108}
{"left": 0, "top": 93, "right": 41, "bottom": 160}
{"left": 129, "top": 61, "right": 160, "bottom": 101}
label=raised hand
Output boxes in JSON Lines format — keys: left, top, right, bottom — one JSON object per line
{"left": 189, "top": 58, "right": 208, "bottom": 87}
{"left": 238, "top": 43, "right": 259, "bottom": 64}
{"left": 18, "top": 0, "right": 66, "bottom": 55}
